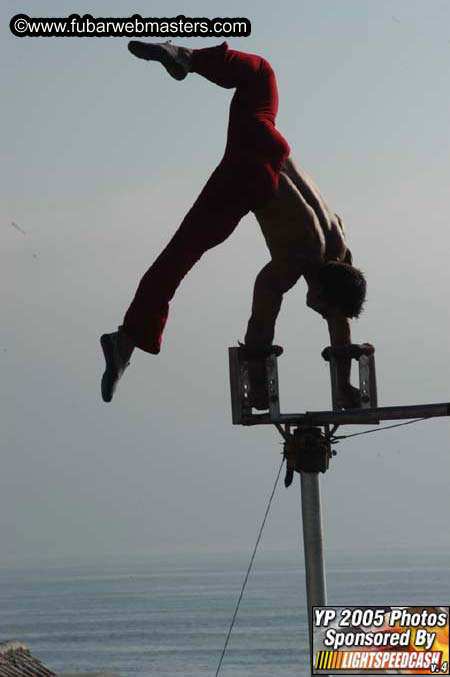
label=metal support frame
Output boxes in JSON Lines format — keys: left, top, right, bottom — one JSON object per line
{"left": 227, "top": 342, "right": 450, "bottom": 676}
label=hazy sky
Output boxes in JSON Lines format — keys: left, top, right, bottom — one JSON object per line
{"left": 2, "top": 0, "right": 450, "bottom": 565}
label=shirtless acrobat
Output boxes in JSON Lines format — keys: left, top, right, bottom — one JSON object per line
{"left": 100, "top": 41, "right": 366, "bottom": 409}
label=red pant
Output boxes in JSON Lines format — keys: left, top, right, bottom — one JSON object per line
{"left": 123, "top": 42, "right": 290, "bottom": 353}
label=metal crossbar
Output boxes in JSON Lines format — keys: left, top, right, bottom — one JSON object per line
{"left": 239, "top": 402, "right": 450, "bottom": 426}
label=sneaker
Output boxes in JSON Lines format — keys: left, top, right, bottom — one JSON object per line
{"left": 127, "top": 40, "right": 190, "bottom": 81}
{"left": 100, "top": 332, "right": 130, "bottom": 402}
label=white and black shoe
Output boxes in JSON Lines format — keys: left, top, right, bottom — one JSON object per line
{"left": 100, "top": 331, "right": 130, "bottom": 402}
{"left": 127, "top": 40, "right": 191, "bottom": 81}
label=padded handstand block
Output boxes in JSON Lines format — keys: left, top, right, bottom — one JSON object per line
{"left": 321, "top": 343, "right": 374, "bottom": 362}
{"left": 237, "top": 343, "right": 284, "bottom": 360}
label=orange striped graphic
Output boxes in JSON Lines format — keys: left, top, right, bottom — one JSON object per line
{"left": 331, "top": 651, "right": 337, "bottom": 669}
{"left": 313, "top": 650, "right": 349, "bottom": 672}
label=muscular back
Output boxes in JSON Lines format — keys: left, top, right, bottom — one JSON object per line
{"left": 253, "top": 156, "right": 348, "bottom": 264}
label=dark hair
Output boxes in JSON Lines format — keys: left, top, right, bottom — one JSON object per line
{"left": 319, "top": 261, "right": 367, "bottom": 318}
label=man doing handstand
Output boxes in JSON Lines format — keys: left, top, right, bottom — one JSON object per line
{"left": 101, "top": 41, "right": 366, "bottom": 409}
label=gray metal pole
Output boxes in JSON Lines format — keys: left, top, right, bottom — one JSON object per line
{"left": 300, "top": 471, "right": 327, "bottom": 676}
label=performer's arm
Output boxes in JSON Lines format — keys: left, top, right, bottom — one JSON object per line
{"left": 245, "top": 259, "right": 302, "bottom": 348}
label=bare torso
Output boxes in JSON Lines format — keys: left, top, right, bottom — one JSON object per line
{"left": 245, "top": 156, "right": 358, "bottom": 407}
{"left": 253, "top": 156, "right": 348, "bottom": 265}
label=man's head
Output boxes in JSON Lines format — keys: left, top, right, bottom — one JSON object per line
{"left": 306, "top": 261, "right": 367, "bottom": 319}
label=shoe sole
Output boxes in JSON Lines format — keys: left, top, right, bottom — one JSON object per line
{"left": 129, "top": 41, "right": 187, "bottom": 80}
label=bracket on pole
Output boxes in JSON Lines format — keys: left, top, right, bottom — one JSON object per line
{"left": 284, "top": 427, "right": 333, "bottom": 487}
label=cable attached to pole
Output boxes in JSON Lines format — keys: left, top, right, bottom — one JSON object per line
{"left": 331, "top": 416, "right": 431, "bottom": 443}
{"left": 215, "top": 455, "right": 285, "bottom": 677}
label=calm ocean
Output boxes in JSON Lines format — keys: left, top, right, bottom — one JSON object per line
{"left": 0, "top": 549, "right": 449, "bottom": 676}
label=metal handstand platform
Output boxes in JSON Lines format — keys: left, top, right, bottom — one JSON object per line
{"left": 227, "top": 343, "right": 450, "bottom": 675}
{"left": 229, "top": 343, "right": 449, "bottom": 427}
